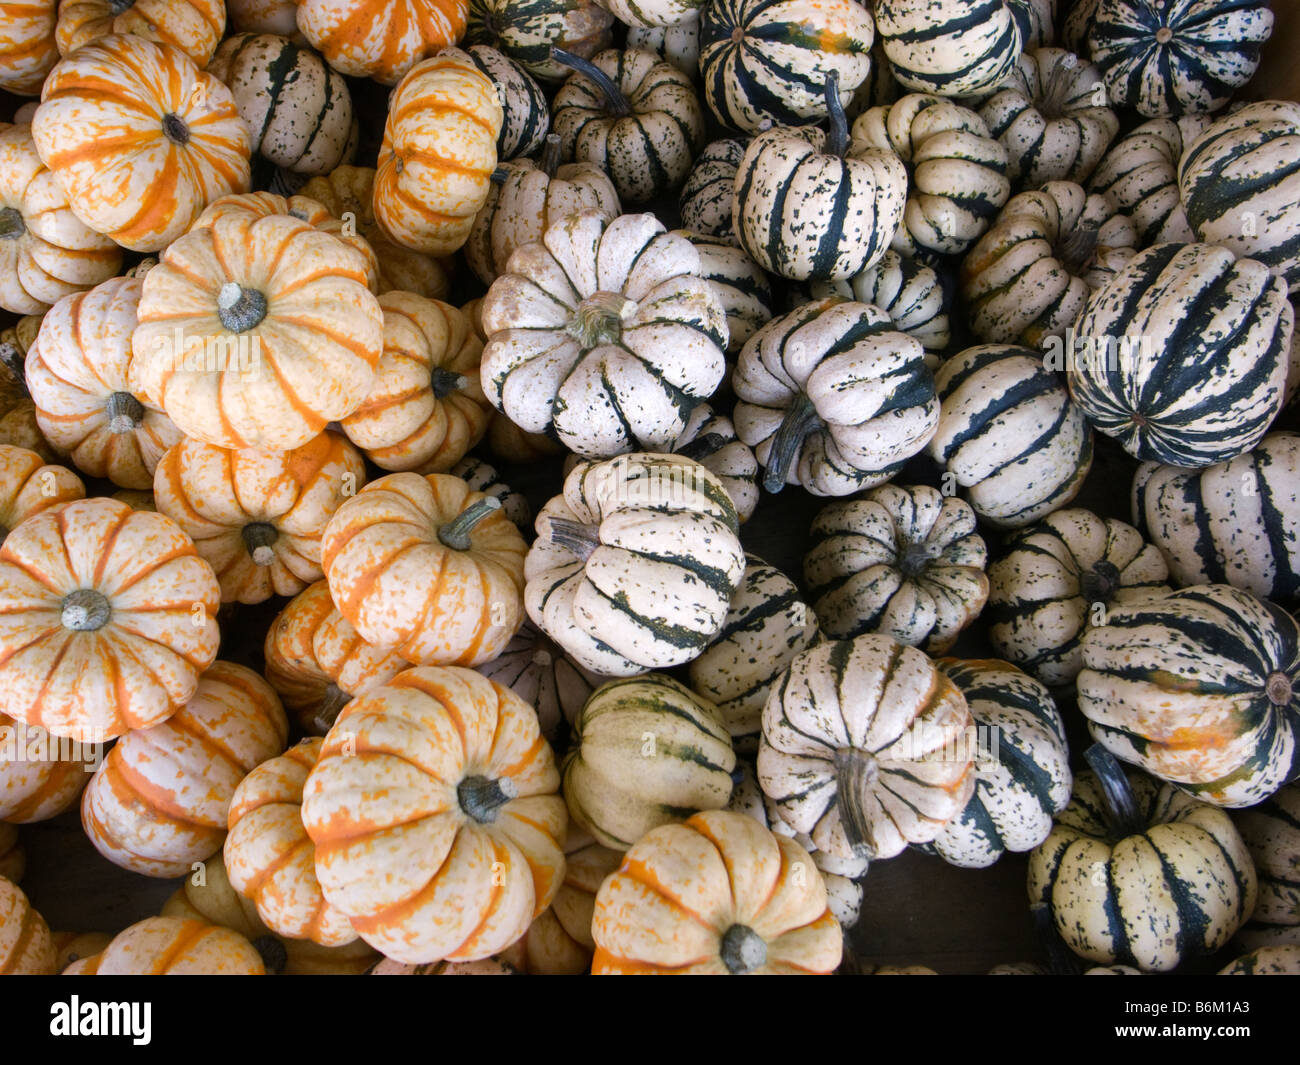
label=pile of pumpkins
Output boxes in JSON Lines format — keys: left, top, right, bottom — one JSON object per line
{"left": 1, "top": 0, "right": 1299, "bottom": 977}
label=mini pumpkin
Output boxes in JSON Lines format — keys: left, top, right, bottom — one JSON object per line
{"left": 626, "top": 18, "right": 700, "bottom": 79}
{"left": 679, "top": 138, "right": 745, "bottom": 242}
{"left": 84, "top": 916, "right": 267, "bottom": 975}
{"left": 463, "top": 0, "right": 614, "bottom": 82}
{"left": 0, "top": 443, "right": 82, "bottom": 543}
{"left": 668, "top": 402, "right": 759, "bottom": 523}
{"left": 296, "top": 0, "right": 469, "bottom": 84}
{"left": 0, "top": 712, "right": 101, "bottom": 823}
{"left": 56, "top": 0, "right": 225, "bottom": 65}
{"left": 873, "top": 0, "right": 1024, "bottom": 98}
{"left": 0, "top": 0, "right": 57, "bottom": 96}
{"left": 1233, "top": 783, "right": 1300, "bottom": 949}
{"left": 0, "top": 875, "right": 55, "bottom": 974}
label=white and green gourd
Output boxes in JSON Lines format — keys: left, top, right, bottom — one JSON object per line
{"left": 872, "top": 0, "right": 1025, "bottom": 99}
{"left": 457, "top": 44, "right": 551, "bottom": 160}
{"left": 464, "top": 0, "right": 615, "bottom": 82}
{"left": 1232, "top": 783, "right": 1300, "bottom": 950}
{"left": 679, "top": 138, "right": 746, "bottom": 242}
{"left": 626, "top": 17, "right": 701, "bottom": 79}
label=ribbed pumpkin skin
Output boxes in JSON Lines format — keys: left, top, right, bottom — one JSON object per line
{"left": 0, "top": 711, "right": 100, "bottom": 823}
{"left": 925, "top": 659, "right": 1071, "bottom": 868}
{"left": 0, "top": 444, "right": 82, "bottom": 541}
{"left": 81, "top": 662, "right": 287, "bottom": 878}
{"left": 465, "top": 0, "right": 614, "bottom": 81}
{"left": 678, "top": 233, "right": 772, "bottom": 359}
{"left": 49, "top": 931, "right": 112, "bottom": 972}
{"left": 450, "top": 456, "right": 530, "bottom": 531}
{"left": 130, "top": 213, "right": 383, "bottom": 452}
{"left": 227, "top": 0, "right": 300, "bottom": 35}
{"left": 698, "top": 0, "right": 874, "bottom": 133}
{"left": 374, "top": 53, "right": 503, "bottom": 257}
{"left": 208, "top": 33, "right": 357, "bottom": 177}
{"left": 31, "top": 35, "right": 251, "bottom": 252}
{"left": 591, "top": 809, "right": 842, "bottom": 974}
{"left": 1233, "top": 783, "right": 1300, "bottom": 949}
{"left": 0, "top": 497, "right": 221, "bottom": 743}
{"left": 458, "top": 45, "right": 550, "bottom": 161}
{"left": 302, "top": 667, "right": 567, "bottom": 965}
{"left": 679, "top": 139, "right": 745, "bottom": 243}
{"left": 1079, "top": 584, "right": 1300, "bottom": 808}
{"left": 26, "top": 277, "right": 182, "bottom": 491}
{"left": 1067, "top": 243, "right": 1292, "bottom": 467}
{"left": 805, "top": 484, "right": 988, "bottom": 654}
{"left": 56, "top": 0, "right": 226, "bottom": 65}
{"left": 0, "top": 875, "right": 55, "bottom": 974}
{"left": 296, "top": 0, "right": 469, "bottom": 84}
{"left": 627, "top": 19, "right": 701, "bottom": 78}
{"left": 928, "top": 345, "right": 1094, "bottom": 529}
{"left": 1178, "top": 102, "right": 1300, "bottom": 294}
{"left": 1220, "top": 945, "right": 1300, "bottom": 975}
{"left": 563, "top": 674, "right": 736, "bottom": 851}
{"left": 1087, "top": 0, "right": 1273, "bottom": 117}
{"left": 322, "top": 472, "right": 527, "bottom": 667}
{"left": 93, "top": 917, "right": 265, "bottom": 975}
{"left": 0, "top": 316, "right": 55, "bottom": 463}
{"left": 0, "top": 124, "right": 121, "bottom": 315}
{"left": 758, "top": 634, "right": 975, "bottom": 860}
{"left": 1028, "top": 768, "right": 1257, "bottom": 972}
{"left": 986, "top": 508, "right": 1170, "bottom": 687}
{"left": 0, "top": 0, "right": 57, "bottom": 96}
{"left": 873, "top": 0, "right": 1023, "bottom": 98}
{"left": 669, "top": 402, "right": 760, "bottom": 522}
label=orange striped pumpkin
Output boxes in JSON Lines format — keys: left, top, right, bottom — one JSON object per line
{"left": 0, "top": 497, "right": 221, "bottom": 742}
{"left": 152, "top": 431, "right": 367, "bottom": 605}
{"left": 0, "top": 443, "right": 82, "bottom": 543}
{"left": 0, "top": 0, "right": 57, "bottom": 96}
{"left": 0, "top": 711, "right": 101, "bottom": 823}
{"left": 374, "top": 53, "right": 503, "bottom": 257}
{"left": 81, "top": 661, "right": 287, "bottom": 878}
{"left": 30, "top": 34, "right": 251, "bottom": 252}
{"left": 55, "top": 0, "right": 227, "bottom": 66}
{"left": 0, "top": 874, "right": 55, "bottom": 974}
{"left": 0, "top": 314, "right": 57, "bottom": 463}
{"left": 297, "top": 0, "right": 469, "bottom": 84}
{"left": 301, "top": 666, "right": 567, "bottom": 964}
{"left": 321, "top": 472, "right": 526, "bottom": 667}
{"left": 85, "top": 916, "right": 266, "bottom": 975}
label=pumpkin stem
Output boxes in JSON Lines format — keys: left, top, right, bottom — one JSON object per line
{"left": 1058, "top": 219, "right": 1102, "bottom": 276}
{"left": 1030, "top": 902, "right": 1083, "bottom": 975}
{"left": 1040, "top": 54, "right": 1080, "bottom": 120}
{"left": 251, "top": 934, "right": 287, "bottom": 975}
{"left": 0, "top": 206, "right": 25, "bottom": 240}
{"left": 457, "top": 773, "right": 518, "bottom": 823}
{"left": 489, "top": 165, "right": 510, "bottom": 185}
{"left": 551, "top": 48, "right": 630, "bottom": 117}
{"left": 824, "top": 71, "right": 848, "bottom": 158}
{"left": 240, "top": 522, "right": 279, "bottom": 567}
{"left": 161, "top": 112, "right": 191, "bottom": 146}
{"left": 676, "top": 431, "right": 728, "bottom": 462}
{"left": 762, "top": 393, "right": 821, "bottom": 495}
{"left": 437, "top": 496, "right": 502, "bottom": 552}
{"left": 833, "top": 746, "right": 879, "bottom": 859}
{"left": 217, "top": 282, "right": 268, "bottom": 333}
{"left": 105, "top": 391, "right": 144, "bottom": 434}
{"left": 1083, "top": 743, "right": 1145, "bottom": 841}
{"left": 0, "top": 342, "right": 29, "bottom": 396}
{"left": 430, "top": 369, "right": 468, "bottom": 398}
{"left": 1079, "top": 559, "right": 1121, "bottom": 607}
{"left": 546, "top": 517, "right": 600, "bottom": 560}
{"left": 897, "top": 540, "right": 937, "bottom": 578}
{"left": 568, "top": 292, "right": 635, "bottom": 349}
{"left": 61, "top": 588, "right": 111, "bottom": 632}
{"left": 1266, "top": 671, "right": 1294, "bottom": 707}
{"left": 540, "top": 133, "right": 562, "bottom": 178}
{"left": 719, "top": 924, "right": 768, "bottom": 974}
{"left": 531, "top": 647, "right": 552, "bottom": 668}
{"left": 313, "top": 683, "right": 351, "bottom": 734}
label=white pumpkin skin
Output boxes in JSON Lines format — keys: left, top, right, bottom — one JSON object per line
{"left": 676, "top": 231, "right": 772, "bottom": 357}
{"left": 679, "top": 138, "right": 745, "bottom": 243}
{"left": 627, "top": 18, "right": 700, "bottom": 79}
{"left": 1220, "top": 945, "right": 1300, "bottom": 975}
{"left": 1233, "top": 783, "right": 1300, "bottom": 950}
{"left": 873, "top": 0, "right": 1024, "bottom": 99}
{"left": 455, "top": 44, "right": 550, "bottom": 161}
{"left": 669, "top": 403, "right": 759, "bottom": 524}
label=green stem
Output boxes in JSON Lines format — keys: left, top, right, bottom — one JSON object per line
{"left": 551, "top": 48, "right": 630, "bottom": 116}
{"left": 241, "top": 522, "right": 279, "bottom": 566}
{"left": 312, "top": 683, "right": 351, "bottom": 735}
{"left": 1031, "top": 903, "right": 1083, "bottom": 976}
{"left": 1083, "top": 743, "right": 1145, "bottom": 840}
{"left": 430, "top": 369, "right": 468, "bottom": 398}
{"left": 720, "top": 924, "right": 768, "bottom": 974}
{"left": 457, "top": 774, "right": 518, "bottom": 823}
{"left": 676, "top": 432, "right": 728, "bottom": 462}
{"left": 539, "top": 132, "right": 562, "bottom": 178}
{"left": 834, "top": 746, "right": 878, "bottom": 859}
{"left": 762, "top": 393, "right": 821, "bottom": 495}
{"left": 547, "top": 517, "right": 600, "bottom": 560}
{"left": 437, "top": 496, "right": 502, "bottom": 551}
{"left": 825, "top": 71, "right": 848, "bottom": 158}
{"left": 1079, "top": 559, "right": 1121, "bottom": 605}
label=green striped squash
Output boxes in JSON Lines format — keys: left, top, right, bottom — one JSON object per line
{"left": 627, "top": 19, "right": 701, "bottom": 79}
{"left": 1078, "top": 584, "right": 1300, "bottom": 808}
{"left": 1178, "top": 102, "right": 1300, "bottom": 295}
{"left": 1086, "top": 0, "right": 1273, "bottom": 117}
{"left": 670, "top": 404, "right": 760, "bottom": 523}
{"left": 1067, "top": 243, "right": 1293, "bottom": 467}
{"left": 986, "top": 508, "right": 1170, "bottom": 688}
{"left": 1062, "top": 0, "right": 1100, "bottom": 53}
{"left": 924, "top": 659, "right": 1071, "bottom": 868}
{"left": 603, "top": 0, "right": 706, "bottom": 28}
{"left": 1131, "top": 433, "right": 1300, "bottom": 607}
{"left": 1220, "top": 945, "right": 1300, "bottom": 975}
{"left": 465, "top": 0, "right": 614, "bottom": 81}
{"left": 873, "top": 0, "right": 1024, "bottom": 99}
{"left": 679, "top": 138, "right": 746, "bottom": 242}
{"left": 698, "top": 0, "right": 875, "bottom": 134}
{"left": 1232, "top": 783, "right": 1300, "bottom": 950}
{"left": 928, "top": 345, "right": 1094, "bottom": 529}
{"left": 1028, "top": 747, "right": 1257, "bottom": 972}
{"left": 676, "top": 231, "right": 772, "bottom": 356}
{"left": 562, "top": 673, "right": 736, "bottom": 850}
{"left": 459, "top": 45, "right": 550, "bottom": 161}
{"left": 448, "top": 457, "right": 530, "bottom": 533}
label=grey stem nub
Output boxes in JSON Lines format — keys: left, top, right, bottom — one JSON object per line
{"left": 437, "top": 496, "right": 502, "bottom": 551}
{"left": 762, "top": 393, "right": 821, "bottom": 495}
{"left": 430, "top": 368, "right": 468, "bottom": 399}
{"left": 0, "top": 206, "right": 25, "bottom": 240}
{"left": 720, "top": 924, "right": 768, "bottom": 974}
{"left": 161, "top": 112, "right": 190, "bottom": 146}
{"left": 458, "top": 774, "right": 518, "bottom": 823}
{"left": 241, "top": 522, "right": 279, "bottom": 567}
{"left": 105, "top": 391, "right": 145, "bottom": 434}
{"left": 61, "top": 588, "right": 111, "bottom": 632}
{"left": 217, "top": 282, "right": 268, "bottom": 333}
{"left": 546, "top": 517, "right": 600, "bottom": 560}
{"left": 824, "top": 71, "right": 848, "bottom": 158}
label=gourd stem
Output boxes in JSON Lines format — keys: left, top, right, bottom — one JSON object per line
{"left": 430, "top": 369, "right": 468, "bottom": 398}
{"left": 0, "top": 343, "right": 29, "bottom": 395}
{"left": 312, "top": 683, "right": 351, "bottom": 734}
{"left": 108, "top": 0, "right": 135, "bottom": 13}
{"left": 61, "top": 588, "right": 111, "bottom": 632}
{"left": 105, "top": 391, "right": 144, "bottom": 434}
{"left": 0, "top": 206, "right": 24, "bottom": 240}
{"left": 568, "top": 292, "right": 632, "bottom": 348}
{"left": 550, "top": 48, "right": 630, "bottom": 117}
{"left": 161, "top": 113, "right": 190, "bottom": 146}
{"left": 1030, "top": 903, "right": 1082, "bottom": 976}
{"left": 676, "top": 432, "right": 727, "bottom": 462}
{"left": 1079, "top": 559, "right": 1121, "bottom": 606}
{"left": 241, "top": 522, "right": 279, "bottom": 566}
{"left": 540, "top": 133, "right": 562, "bottom": 178}
{"left": 833, "top": 747, "right": 878, "bottom": 859}
{"left": 547, "top": 517, "right": 600, "bottom": 560}
{"left": 489, "top": 165, "right": 510, "bottom": 185}
{"left": 719, "top": 924, "right": 768, "bottom": 974}
{"left": 1059, "top": 220, "right": 1102, "bottom": 276}
{"left": 437, "top": 497, "right": 502, "bottom": 551}
{"left": 1083, "top": 743, "right": 1145, "bottom": 840}
{"left": 217, "top": 282, "right": 268, "bottom": 333}
{"left": 1266, "top": 671, "right": 1293, "bottom": 707}
{"left": 1041, "top": 54, "right": 1077, "bottom": 120}
{"left": 897, "top": 541, "right": 936, "bottom": 577}
{"left": 762, "top": 393, "right": 820, "bottom": 495}
{"left": 457, "top": 774, "right": 518, "bottom": 823}
{"left": 251, "top": 935, "right": 287, "bottom": 976}
{"left": 824, "top": 71, "right": 848, "bottom": 158}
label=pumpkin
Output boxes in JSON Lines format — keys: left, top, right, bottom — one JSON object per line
{"left": 962, "top": 181, "right": 1137, "bottom": 348}
{"left": 224, "top": 738, "right": 355, "bottom": 947}
{"left": 1178, "top": 102, "right": 1300, "bottom": 294}
{"left": 591, "top": 808, "right": 842, "bottom": 974}
{"left": 207, "top": 33, "right": 357, "bottom": 178}
{"left": 677, "top": 231, "right": 772, "bottom": 358}
{"left": 301, "top": 666, "right": 567, "bottom": 964}
{"left": 928, "top": 344, "right": 1094, "bottom": 529}
{"left": 0, "top": 123, "right": 121, "bottom": 315}
{"left": 479, "top": 211, "right": 728, "bottom": 458}
{"left": 1062, "top": 0, "right": 1099, "bottom": 51}
{"left": 25, "top": 277, "right": 182, "bottom": 490}
{"left": 296, "top": 0, "right": 469, "bottom": 84}
{"left": 0, "top": 875, "right": 55, "bottom": 974}
{"left": 1131, "top": 433, "right": 1300, "bottom": 607}
{"left": 81, "top": 661, "right": 287, "bottom": 878}
{"left": 1028, "top": 745, "right": 1257, "bottom": 972}
{"left": 986, "top": 508, "right": 1171, "bottom": 687}
{"left": 1220, "top": 945, "right": 1300, "bottom": 975}
{"left": 129, "top": 212, "right": 383, "bottom": 452}
{"left": 668, "top": 403, "right": 759, "bottom": 523}
{"left": 873, "top": 0, "right": 1024, "bottom": 98}
{"left": 1078, "top": 583, "right": 1300, "bottom": 809}
{"left": 1086, "top": 114, "right": 1213, "bottom": 245}
{"left": 0, "top": 0, "right": 57, "bottom": 96}
{"left": 0, "top": 496, "right": 220, "bottom": 742}
{"left": 550, "top": 48, "right": 703, "bottom": 204}
{"left": 0, "top": 317, "right": 56, "bottom": 462}
{"left": 1066, "top": 243, "right": 1292, "bottom": 467}
{"left": 525, "top": 452, "right": 746, "bottom": 675}
{"left": 55, "top": 0, "right": 225, "bottom": 65}
{"left": 922, "top": 659, "right": 1071, "bottom": 868}
{"left": 0, "top": 824, "right": 21, "bottom": 883}
{"left": 373, "top": 52, "right": 503, "bottom": 257}
{"left": 626, "top": 17, "right": 700, "bottom": 79}
{"left": 0, "top": 712, "right": 101, "bottom": 822}
{"left": 485, "top": 410, "right": 565, "bottom": 463}
{"left": 464, "top": 0, "right": 614, "bottom": 82}
{"left": 679, "top": 138, "right": 745, "bottom": 243}
{"left": 688, "top": 556, "right": 819, "bottom": 751}
{"left": 85, "top": 916, "right": 267, "bottom": 975}
{"left": 804, "top": 484, "right": 989, "bottom": 654}
{"left": 732, "top": 299, "right": 939, "bottom": 498}
{"left": 851, "top": 93, "right": 1010, "bottom": 260}
{"left": 458, "top": 44, "right": 550, "bottom": 161}
{"left": 0, "top": 443, "right": 81, "bottom": 542}
{"left": 299, "top": 166, "right": 450, "bottom": 298}
{"left": 1233, "top": 783, "right": 1300, "bottom": 949}
{"left": 322, "top": 472, "right": 527, "bottom": 667}
{"left": 758, "top": 633, "right": 976, "bottom": 860}
{"left": 371, "top": 957, "right": 519, "bottom": 974}
{"left": 732, "top": 86, "right": 908, "bottom": 282}
{"left": 1087, "top": 0, "right": 1273, "bottom": 117}
{"left": 31, "top": 34, "right": 251, "bottom": 252}
{"left": 697, "top": 0, "right": 875, "bottom": 133}
{"left": 465, "top": 134, "right": 621, "bottom": 286}
{"left": 50, "top": 931, "right": 113, "bottom": 972}
{"left": 450, "top": 457, "right": 530, "bottom": 531}
{"left": 227, "top": 0, "right": 301, "bottom": 36}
